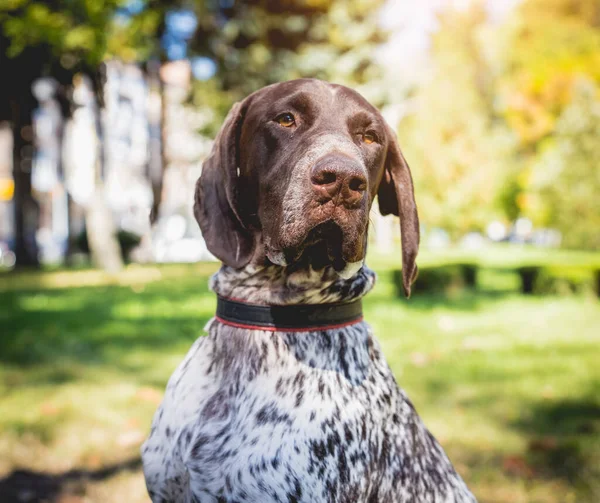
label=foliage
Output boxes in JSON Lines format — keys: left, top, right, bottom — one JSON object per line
{"left": 397, "top": 5, "right": 514, "bottom": 236}
{"left": 495, "top": 0, "right": 600, "bottom": 244}
{"left": 0, "top": 0, "right": 164, "bottom": 70}
{"left": 396, "top": 258, "right": 598, "bottom": 297}
{"left": 0, "top": 0, "right": 174, "bottom": 268}
{"left": 527, "top": 79, "right": 600, "bottom": 250}
{"left": 189, "top": 0, "right": 388, "bottom": 130}
{"left": 534, "top": 265, "right": 598, "bottom": 295}
{"left": 498, "top": 0, "right": 600, "bottom": 147}
{"left": 397, "top": 0, "right": 599, "bottom": 247}
{"left": 394, "top": 263, "right": 478, "bottom": 296}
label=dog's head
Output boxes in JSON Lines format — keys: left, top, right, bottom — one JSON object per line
{"left": 194, "top": 79, "right": 419, "bottom": 296}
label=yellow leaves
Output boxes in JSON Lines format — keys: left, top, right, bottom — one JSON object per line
{"left": 500, "top": 0, "right": 600, "bottom": 148}
{"left": 516, "top": 193, "right": 531, "bottom": 212}
{"left": 64, "top": 25, "right": 96, "bottom": 52}
{"left": 249, "top": 43, "right": 270, "bottom": 67}
{"left": 504, "top": 91, "right": 555, "bottom": 144}
{"left": 0, "top": 0, "right": 28, "bottom": 10}
{"left": 304, "top": 0, "right": 329, "bottom": 7}
{"left": 326, "top": 0, "right": 380, "bottom": 49}
{"left": 107, "top": 44, "right": 138, "bottom": 62}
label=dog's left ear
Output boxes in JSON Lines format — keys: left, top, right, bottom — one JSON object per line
{"left": 194, "top": 98, "right": 255, "bottom": 268}
{"left": 377, "top": 125, "right": 420, "bottom": 298}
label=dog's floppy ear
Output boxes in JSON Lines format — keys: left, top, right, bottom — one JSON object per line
{"left": 194, "top": 99, "right": 255, "bottom": 267}
{"left": 377, "top": 125, "right": 420, "bottom": 298}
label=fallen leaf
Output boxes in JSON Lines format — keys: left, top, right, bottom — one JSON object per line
{"left": 40, "top": 402, "right": 59, "bottom": 416}
{"left": 117, "top": 430, "right": 145, "bottom": 448}
{"left": 135, "top": 387, "right": 163, "bottom": 405}
{"left": 437, "top": 315, "right": 455, "bottom": 332}
{"left": 541, "top": 385, "right": 554, "bottom": 399}
{"left": 528, "top": 436, "right": 558, "bottom": 452}
{"left": 502, "top": 455, "right": 534, "bottom": 478}
{"left": 409, "top": 352, "right": 429, "bottom": 367}
{"left": 125, "top": 417, "right": 140, "bottom": 429}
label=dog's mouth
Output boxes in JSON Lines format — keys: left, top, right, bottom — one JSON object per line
{"left": 268, "top": 220, "right": 365, "bottom": 278}
{"left": 300, "top": 221, "right": 345, "bottom": 271}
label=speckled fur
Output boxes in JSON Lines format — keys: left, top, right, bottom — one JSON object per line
{"left": 141, "top": 265, "right": 476, "bottom": 503}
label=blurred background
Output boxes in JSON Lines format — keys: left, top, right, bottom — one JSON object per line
{"left": 0, "top": 0, "right": 599, "bottom": 502}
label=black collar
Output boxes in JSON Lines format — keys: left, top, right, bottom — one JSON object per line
{"left": 215, "top": 295, "right": 363, "bottom": 332}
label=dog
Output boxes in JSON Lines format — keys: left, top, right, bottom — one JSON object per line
{"left": 141, "top": 79, "right": 476, "bottom": 503}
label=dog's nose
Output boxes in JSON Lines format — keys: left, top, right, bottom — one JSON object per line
{"left": 311, "top": 155, "right": 367, "bottom": 206}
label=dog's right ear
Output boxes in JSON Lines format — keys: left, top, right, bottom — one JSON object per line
{"left": 377, "top": 124, "right": 420, "bottom": 298}
{"left": 194, "top": 99, "right": 255, "bottom": 268}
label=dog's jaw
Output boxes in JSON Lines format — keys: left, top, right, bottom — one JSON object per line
{"left": 210, "top": 263, "right": 376, "bottom": 306}
{"left": 337, "top": 260, "right": 364, "bottom": 280}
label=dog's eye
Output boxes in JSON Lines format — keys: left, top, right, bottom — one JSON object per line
{"left": 362, "top": 132, "right": 378, "bottom": 144}
{"left": 275, "top": 112, "right": 296, "bottom": 128}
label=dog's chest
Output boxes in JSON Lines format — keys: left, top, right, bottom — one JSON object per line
{"left": 189, "top": 360, "right": 399, "bottom": 502}
{"left": 143, "top": 325, "right": 416, "bottom": 502}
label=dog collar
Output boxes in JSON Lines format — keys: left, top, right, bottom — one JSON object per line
{"left": 215, "top": 295, "right": 363, "bottom": 332}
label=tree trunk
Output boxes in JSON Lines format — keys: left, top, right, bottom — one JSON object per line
{"left": 147, "top": 60, "right": 166, "bottom": 224}
{"left": 11, "top": 98, "right": 40, "bottom": 267}
{"left": 85, "top": 189, "right": 123, "bottom": 274}
{"left": 85, "top": 70, "right": 123, "bottom": 273}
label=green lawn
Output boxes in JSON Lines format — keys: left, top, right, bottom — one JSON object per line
{"left": 1, "top": 255, "right": 599, "bottom": 503}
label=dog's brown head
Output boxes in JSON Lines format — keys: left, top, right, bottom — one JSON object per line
{"left": 194, "top": 78, "right": 419, "bottom": 296}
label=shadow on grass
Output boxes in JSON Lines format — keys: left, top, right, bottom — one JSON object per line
{"left": 405, "top": 289, "right": 517, "bottom": 312}
{"left": 510, "top": 392, "right": 600, "bottom": 500}
{"left": 1, "top": 266, "right": 517, "bottom": 374}
{"left": 0, "top": 280, "right": 215, "bottom": 374}
{"left": 370, "top": 267, "right": 525, "bottom": 312}
{"left": 0, "top": 457, "right": 142, "bottom": 503}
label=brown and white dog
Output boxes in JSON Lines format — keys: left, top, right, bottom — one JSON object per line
{"left": 141, "top": 79, "right": 476, "bottom": 503}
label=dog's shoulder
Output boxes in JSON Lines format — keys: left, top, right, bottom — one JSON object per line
{"left": 141, "top": 335, "right": 216, "bottom": 500}
{"left": 384, "top": 392, "right": 476, "bottom": 502}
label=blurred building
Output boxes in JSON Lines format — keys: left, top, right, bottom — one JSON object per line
{"left": 151, "top": 60, "right": 214, "bottom": 263}
{"left": 0, "top": 123, "right": 15, "bottom": 266}
{"left": 31, "top": 77, "right": 68, "bottom": 263}
{"left": 0, "top": 60, "right": 217, "bottom": 266}
{"left": 103, "top": 61, "right": 153, "bottom": 238}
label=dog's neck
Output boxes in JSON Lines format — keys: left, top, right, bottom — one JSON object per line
{"left": 210, "top": 264, "right": 376, "bottom": 306}
{"left": 209, "top": 264, "right": 376, "bottom": 384}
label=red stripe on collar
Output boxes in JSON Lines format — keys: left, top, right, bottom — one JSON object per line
{"left": 214, "top": 315, "right": 364, "bottom": 333}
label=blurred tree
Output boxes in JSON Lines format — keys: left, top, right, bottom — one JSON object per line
{"left": 397, "top": 4, "right": 514, "bottom": 237}
{"left": 528, "top": 79, "right": 600, "bottom": 250}
{"left": 189, "top": 0, "right": 388, "bottom": 133}
{"left": 0, "top": 0, "right": 166, "bottom": 269}
{"left": 398, "top": 0, "right": 600, "bottom": 246}
{"left": 498, "top": 0, "right": 600, "bottom": 148}
{"left": 497, "top": 0, "right": 600, "bottom": 245}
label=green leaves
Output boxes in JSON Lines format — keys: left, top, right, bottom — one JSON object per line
{"left": 190, "top": 0, "right": 387, "bottom": 103}
{"left": 0, "top": 0, "right": 163, "bottom": 70}
{"left": 396, "top": 0, "right": 600, "bottom": 249}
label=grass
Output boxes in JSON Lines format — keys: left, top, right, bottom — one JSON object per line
{"left": 1, "top": 251, "right": 599, "bottom": 503}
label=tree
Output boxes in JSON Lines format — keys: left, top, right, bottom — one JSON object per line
{"left": 189, "top": 0, "right": 388, "bottom": 132}
{"left": 396, "top": 4, "right": 513, "bottom": 236}
{"left": 528, "top": 79, "right": 600, "bottom": 250}
{"left": 0, "top": 0, "right": 166, "bottom": 268}
{"left": 498, "top": 0, "right": 600, "bottom": 148}
{"left": 496, "top": 0, "right": 600, "bottom": 243}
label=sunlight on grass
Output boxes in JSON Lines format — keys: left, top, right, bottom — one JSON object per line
{"left": 1, "top": 255, "right": 599, "bottom": 502}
